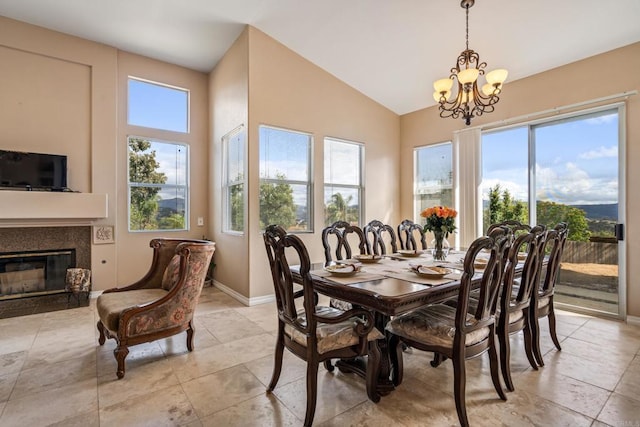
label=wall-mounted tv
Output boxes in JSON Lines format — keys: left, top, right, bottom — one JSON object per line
{"left": 0, "top": 150, "right": 68, "bottom": 190}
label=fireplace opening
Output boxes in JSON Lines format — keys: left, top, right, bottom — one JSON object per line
{"left": 0, "top": 249, "right": 76, "bottom": 300}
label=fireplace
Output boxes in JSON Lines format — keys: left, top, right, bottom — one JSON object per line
{"left": 0, "top": 249, "right": 76, "bottom": 299}
{"left": 0, "top": 226, "right": 90, "bottom": 307}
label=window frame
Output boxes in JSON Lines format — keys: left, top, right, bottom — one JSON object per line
{"left": 323, "top": 137, "right": 365, "bottom": 227}
{"left": 127, "top": 135, "right": 190, "bottom": 232}
{"left": 258, "top": 124, "right": 314, "bottom": 233}
{"left": 127, "top": 76, "right": 190, "bottom": 134}
{"left": 413, "top": 141, "right": 454, "bottom": 223}
{"left": 222, "top": 125, "right": 246, "bottom": 235}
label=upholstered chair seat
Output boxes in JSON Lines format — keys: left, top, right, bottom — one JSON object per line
{"left": 97, "top": 289, "right": 168, "bottom": 331}
{"left": 386, "top": 305, "right": 490, "bottom": 348}
{"left": 285, "top": 306, "right": 384, "bottom": 354}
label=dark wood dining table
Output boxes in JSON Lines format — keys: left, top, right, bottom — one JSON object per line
{"left": 293, "top": 252, "right": 474, "bottom": 398}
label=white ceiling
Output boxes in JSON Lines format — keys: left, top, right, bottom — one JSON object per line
{"left": 1, "top": 0, "right": 639, "bottom": 115}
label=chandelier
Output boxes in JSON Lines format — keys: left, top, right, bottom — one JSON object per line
{"left": 433, "top": 0, "right": 508, "bottom": 125}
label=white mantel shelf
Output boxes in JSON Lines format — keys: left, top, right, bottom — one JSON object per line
{"left": 0, "top": 191, "right": 108, "bottom": 225}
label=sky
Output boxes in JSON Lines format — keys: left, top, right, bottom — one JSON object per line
{"left": 482, "top": 109, "right": 619, "bottom": 206}
{"left": 128, "top": 77, "right": 619, "bottom": 211}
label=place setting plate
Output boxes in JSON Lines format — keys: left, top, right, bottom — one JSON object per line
{"left": 396, "top": 249, "right": 424, "bottom": 258}
{"left": 352, "top": 254, "right": 383, "bottom": 264}
{"left": 408, "top": 264, "right": 453, "bottom": 279}
{"left": 324, "top": 263, "right": 362, "bottom": 277}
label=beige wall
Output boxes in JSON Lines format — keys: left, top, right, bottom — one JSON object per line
{"left": 0, "top": 16, "right": 209, "bottom": 290}
{"left": 207, "top": 26, "right": 400, "bottom": 301}
{"left": 209, "top": 28, "right": 250, "bottom": 299}
{"left": 400, "top": 42, "right": 640, "bottom": 317}
{"left": 116, "top": 52, "right": 209, "bottom": 285}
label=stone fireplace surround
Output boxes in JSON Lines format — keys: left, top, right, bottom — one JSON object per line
{"left": 0, "top": 226, "right": 91, "bottom": 298}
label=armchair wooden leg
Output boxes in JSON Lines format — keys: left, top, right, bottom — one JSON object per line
{"left": 114, "top": 345, "right": 129, "bottom": 379}
{"left": 186, "top": 320, "right": 195, "bottom": 352}
{"left": 497, "top": 323, "right": 514, "bottom": 392}
{"left": 523, "top": 321, "right": 539, "bottom": 370}
{"left": 548, "top": 303, "right": 562, "bottom": 351}
{"left": 452, "top": 354, "right": 469, "bottom": 427}
{"left": 489, "top": 333, "right": 507, "bottom": 401}
{"left": 303, "top": 362, "right": 319, "bottom": 427}
{"left": 97, "top": 321, "right": 106, "bottom": 346}
{"left": 267, "top": 330, "right": 285, "bottom": 392}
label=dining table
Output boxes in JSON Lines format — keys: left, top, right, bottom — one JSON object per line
{"left": 293, "top": 248, "right": 539, "bottom": 401}
{"left": 294, "top": 249, "right": 479, "bottom": 398}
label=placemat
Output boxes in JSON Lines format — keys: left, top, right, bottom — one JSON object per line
{"left": 310, "top": 269, "right": 386, "bottom": 285}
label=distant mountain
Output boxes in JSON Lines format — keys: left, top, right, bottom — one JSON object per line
{"left": 571, "top": 203, "right": 617, "bottom": 220}
{"left": 159, "top": 197, "right": 185, "bottom": 213}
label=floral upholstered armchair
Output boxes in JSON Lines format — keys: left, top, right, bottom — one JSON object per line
{"left": 96, "top": 238, "right": 215, "bottom": 379}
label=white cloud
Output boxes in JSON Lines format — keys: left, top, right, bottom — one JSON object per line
{"left": 579, "top": 145, "right": 617, "bottom": 160}
{"left": 535, "top": 162, "right": 617, "bottom": 204}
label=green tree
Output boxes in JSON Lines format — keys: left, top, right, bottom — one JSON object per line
{"left": 483, "top": 184, "right": 528, "bottom": 233}
{"left": 325, "top": 192, "right": 358, "bottom": 225}
{"left": 158, "top": 213, "right": 185, "bottom": 229}
{"left": 259, "top": 173, "right": 296, "bottom": 230}
{"left": 536, "top": 201, "right": 590, "bottom": 242}
{"left": 128, "top": 138, "right": 167, "bottom": 230}
{"left": 229, "top": 179, "right": 244, "bottom": 231}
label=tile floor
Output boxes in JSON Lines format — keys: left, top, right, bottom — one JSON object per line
{"left": 1, "top": 286, "right": 639, "bottom": 426}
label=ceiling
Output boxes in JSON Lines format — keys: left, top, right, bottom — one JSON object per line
{"left": 1, "top": 0, "right": 639, "bottom": 115}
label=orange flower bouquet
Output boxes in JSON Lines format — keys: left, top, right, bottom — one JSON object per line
{"left": 420, "top": 206, "right": 457, "bottom": 261}
{"left": 420, "top": 206, "right": 458, "bottom": 236}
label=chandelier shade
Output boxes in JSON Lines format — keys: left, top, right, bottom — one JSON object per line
{"left": 433, "top": 0, "right": 507, "bottom": 125}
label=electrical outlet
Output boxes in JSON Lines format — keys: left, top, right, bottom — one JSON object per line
{"left": 197, "top": 217, "right": 204, "bottom": 226}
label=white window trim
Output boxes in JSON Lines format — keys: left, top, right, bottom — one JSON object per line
{"left": 222, "top": 125, "right": 246, "bottom": 235}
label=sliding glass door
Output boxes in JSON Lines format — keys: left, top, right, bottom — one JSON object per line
{"left": 481, "top": 106, "right": 625, "bottom": 317}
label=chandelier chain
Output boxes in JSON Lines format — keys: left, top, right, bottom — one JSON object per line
{"left": 465, "top": 4, "right": 469, "bottom": 51}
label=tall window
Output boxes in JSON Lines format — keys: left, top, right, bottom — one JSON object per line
{"left": 259, "top": 125, "right": 312, "bottom": 232}
{"left": 128, "top": 137, "right": 188, "bottom": 231}
{"left": 324, "top": 138, "right": 363, "bottom": 226}
{"left": 128, "top": 78, "right": 189, "bottom": 133}
{"left": 481, "top": 126, "right": 529, "bottom": 233}
{"left": 127, "top": 77, "right": 190, "bottom": 232}
{"left": 222, "top": 126, "right": 245, "bottom": 233}
{"left": 414, "top": 142, "right": 453, "bottom": 221}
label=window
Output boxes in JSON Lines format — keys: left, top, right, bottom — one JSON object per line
{"left": 259, "top": 125, "right": 312, "bottom": 232}
{"left": 414, "top": 143, "right": 453, "bottom": 221}
{"left": 222, "top": 126, "right": 246, "bottom": 233}
{"left": 128, "top": 78, "right": 189, "bottom": 133}
{"left": 324, "top": 138, "right": 363, "bottom": 226}
{"left": 480, "top": 106, "right": 623, "bottom": 316}
{"left": 128, "top": 137, "right": 189, "bottom": 231}
{"left": 481, "top": 126, "right": 529, "bottom": 233}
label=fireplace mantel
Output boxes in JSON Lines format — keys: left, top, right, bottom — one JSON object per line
{"left": 0, "top": 190, "right": 108, "bottom": 226}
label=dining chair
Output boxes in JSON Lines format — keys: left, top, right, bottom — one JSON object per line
{"left": 494, "top": 226, "right": 546, "bottom": 391}
{"left": 363, "top": 220, "right": 398, "bottom": 255}
{"left": 321, "top": 221, "right": 366, "bottom": 312}
{"left": 397, "top": 219, "right": 427, "bottom": 251}
{"left": 530, "top": 222, "right": 568, "bottom": 366}
{"left": 386, "top": 229, "right": 510, "bottom": 427}
{"left": 321, "top": 221, "right": 366, "bottom": 265}
{"left": 487, "top": 219, "right": 531, "bottom": 235}
{"left": 263, "top": 225, "right": 383, "bottom": 427}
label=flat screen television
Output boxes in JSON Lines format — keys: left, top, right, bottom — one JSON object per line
{"left": 0, "top": 150, "right": 68, "bottom": 190}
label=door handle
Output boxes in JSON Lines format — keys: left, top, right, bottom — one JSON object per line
{"left": 615, "top": 224, "right": 624, "bottom": 241}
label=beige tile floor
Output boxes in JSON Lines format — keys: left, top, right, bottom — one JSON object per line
{"left": 1, "top": 286, "right": 639, "bottom": 426}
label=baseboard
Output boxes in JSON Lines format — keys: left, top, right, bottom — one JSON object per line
{"left": 212, "top": 280, "right": 275, "bottom": 306}
{"left": 626, "top": 315, "right": 640, "bottom": 325}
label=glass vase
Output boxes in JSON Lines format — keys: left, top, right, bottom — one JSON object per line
{"left": 431, "top": 230, "right": 450, "bottom": 261}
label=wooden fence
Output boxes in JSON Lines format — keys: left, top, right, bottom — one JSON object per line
{"left": 562, "top": 239, "right": 617, "bottom": 265}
